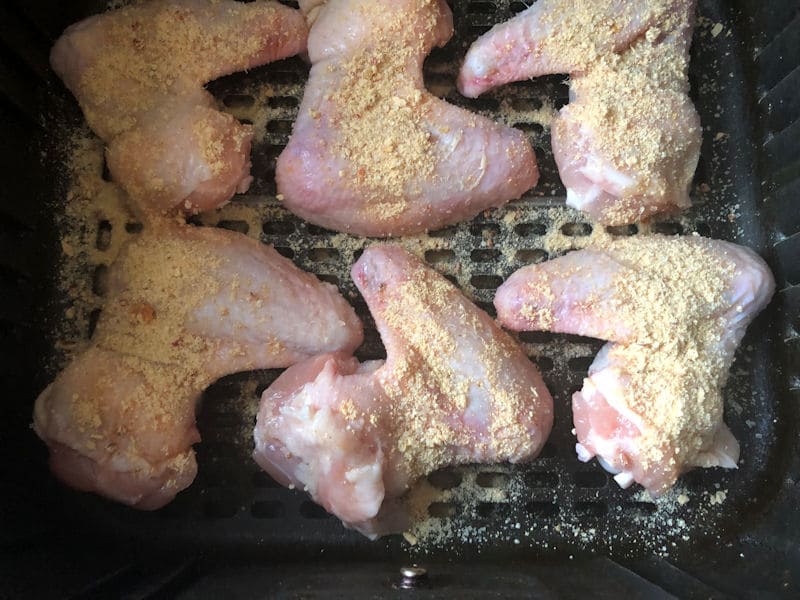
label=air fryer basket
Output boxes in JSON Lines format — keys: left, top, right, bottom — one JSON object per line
{"left": 1, "top": 0, "right": 798, "bottom": 597}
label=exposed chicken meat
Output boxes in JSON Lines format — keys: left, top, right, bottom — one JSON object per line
{"left": 50, "top": 0, "right": 308, "bottom": 215}
{"left": 276, "top": 0, "right": 538, "bottom": 237}
{"left": 459, "top": 0, "right": 700, "bottom": 225}
{"left": 494, "top": 235, "right": 775, "bottom": 495}
{"left": 254, "top": 245, "right": 552, "bottom": 537}
{"left": 34, "top": 223, "right": 362, "bottom": 509}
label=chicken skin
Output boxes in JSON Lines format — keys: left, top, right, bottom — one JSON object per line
{"left": 51, "top": 0, "right": 308, "bottom": 215}
{"left": 494, "top": 236, "right": 775, "bottom": 495}
{"left": 254, "top": 246, "right": 552, "bottom": 537}
{"left": 276, "top": 0, "right": 538, "bottom": 237}
{"left": 34, "top": 224, "right": 362, "bottom": 509}
{"left": 459, "top": 0, "right": 700, "bottom": 225}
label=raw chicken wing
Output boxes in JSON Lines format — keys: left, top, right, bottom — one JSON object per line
{"left": 494, "top": 236, "right": 775, "bottom": 495}
{"left": 276, "top": 0, "right": 538, "bottom": 236}
{"left": 254, "top": 245, "right": 552, "bottom": 537}
{"left": 51, "top": 0, "right": 308, "bottom": 215}
{"left": 34, "top": 223, "right": 362, "bottom": 509}
{"left": 459, "top": 0, "right": 700, "bottom": 225}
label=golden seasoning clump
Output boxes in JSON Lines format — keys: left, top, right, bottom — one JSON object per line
{"left": 320, "top": 0, "right": 443, "bottom": 221}
{"left": 77, "top": 2, "right": 279, "bottom": 139}
{"left": 538, "top": 0, "right": 696, "bottom": 221}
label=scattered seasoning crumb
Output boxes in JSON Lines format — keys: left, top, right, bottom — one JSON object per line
{"left": 709, "top": 490, "right": 728, "bottom": 506}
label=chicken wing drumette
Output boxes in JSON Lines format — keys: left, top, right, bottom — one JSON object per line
{"left": 51, "top": 0, "right": 308, "bottom": 215}
{"left": 459, "top": 0, "right": 700, "bottom": 225}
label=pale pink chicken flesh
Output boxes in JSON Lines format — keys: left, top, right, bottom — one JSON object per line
{"left": 276, "top": 0, "right": 538, "bottom": 237}
{"left": 50, "top": 0, "right": 308, "bottom": 215}
{"left": 254, "top": 245, "right": 553, "bottom": 537}
{"left": 494, "top": 235, "right": 775, "bottom": 495}
{"left": 459, "top": 0, "right": 701, "bottom": 225}
{"left": 33, "top": 223, "right": 362, "bottom": 509}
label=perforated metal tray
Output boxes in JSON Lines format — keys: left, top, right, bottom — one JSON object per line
{"left": 2, "top": 0, "right": 799, "bottom": 597}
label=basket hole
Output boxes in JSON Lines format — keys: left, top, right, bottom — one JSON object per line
{"left": 305, "top": 224, "right": 331, "bottom": 236}
{"left": 223, "top": 94, "right": 255, "bottom": 109}
{"left": 652, "top": 222, "right": 683, "bottom": 235}
{"left": 217, "top": 220, "right": 249, "bottom": 234}
{"left": 239, "top": 118, "right": 254, "bottom": 126}
{"left": 606, "top": 224, "right": 638, "bottom": 236}
{"left": 308, "top": 248, "right": 340, "bottom": 263}
{"left": 265, "top": 71, "right": 302, "bottom": 85}
{"left": 425, "top": 249, "right": 455, "bottom": 264}
{"left": 274, "top": 246, "right": 294, "bottom": 259}
{"left": 525, "top": 472, "right": 558, "bottom": 488}
{"left": 428, "top": 502, "right": 457, "bottom": 518}
{"left": 266, "top": 120, "right": 294, "bottom": 134}
{"left": 514, "top": 122, "right": 544, "bottom": 134}
{"left": 268, "top": 96, "right": 299, "bottom": 109}
{"left": 95, "top": 220, "right": 112, "bottom": 251}
{"left": 252, "top": 472, "right": 281, "bottom": 488}
{"left": 476, "top": 472, "right": 508, "bottom": 488}
{"left": 125, "top": 222, "right": 143, "bottom": 234}
{"left": 262, "top": 221, "right": 295, "bottom": 235}
{"left": 92, "top": 265, "right": 109, "bottom": 296}
{"left": 575, "top": 501, "right": 606, "bottom": 517}
{"left": 470, "top": 275, "right": 503, "bottom": 289}
{"left": 88, "top": 308, "right": 102, "bottom": 339}
{"left": 203, "top": 498, "right": 238, "bottom": 519}
{"left": 519, "top": 331, "right": 556, "bottom": 344}
{"left": 317, "top": 274, "right": 340, "bottom": 286}
{"left": 515, "top": 222, "right": 547, "bottom": 236}
{"left": 299, "top": 500, "right": 331, "bottom": 519}
{"left": 568, "top": 356, "right": 594, "bottom": 372}
{"left": 574, "top": 470, "right": 608, "bottom": 488}
{"left": 469, "top": 97, "right": 500, "bottom": 112}
{"left": 476, "top": 502, "right": 497, "bottom": 518}
{"left": 510, "top": 1, "right": 533, "bottom": 14}
{"left": 428, "top": 469, "right": 462, "bottom": 490}
{"left": 471, "top": 248, "right": 500, "bottom": 262}
{"left": 525, "top": 501, "right": 558, "bottom": 516}
{"left": 694, "top": 222, "right": 711, "bottom": 236}
{"left": 533, "top": 356, "right": 554, "bottom": 370}
{"left": 429, "top": 225, "right": 457, "bottom": 238}
{"left": 561, "top": 222, "right": 592, "bottom": 237}
{"left": 251, "top": 500, "right": 284, "bottom": 519}
{"left": 467, "top": 1, "right": 496, "bottom": 14}
{"left": 278, "top": 0, "right": 300, "bottom": 8}
{"left": 516, "top": 249, "right": 547, "bottom": 264}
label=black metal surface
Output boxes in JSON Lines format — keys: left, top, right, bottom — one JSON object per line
{"left": 0, "top": 0, "right": 798, "bottom": 598}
